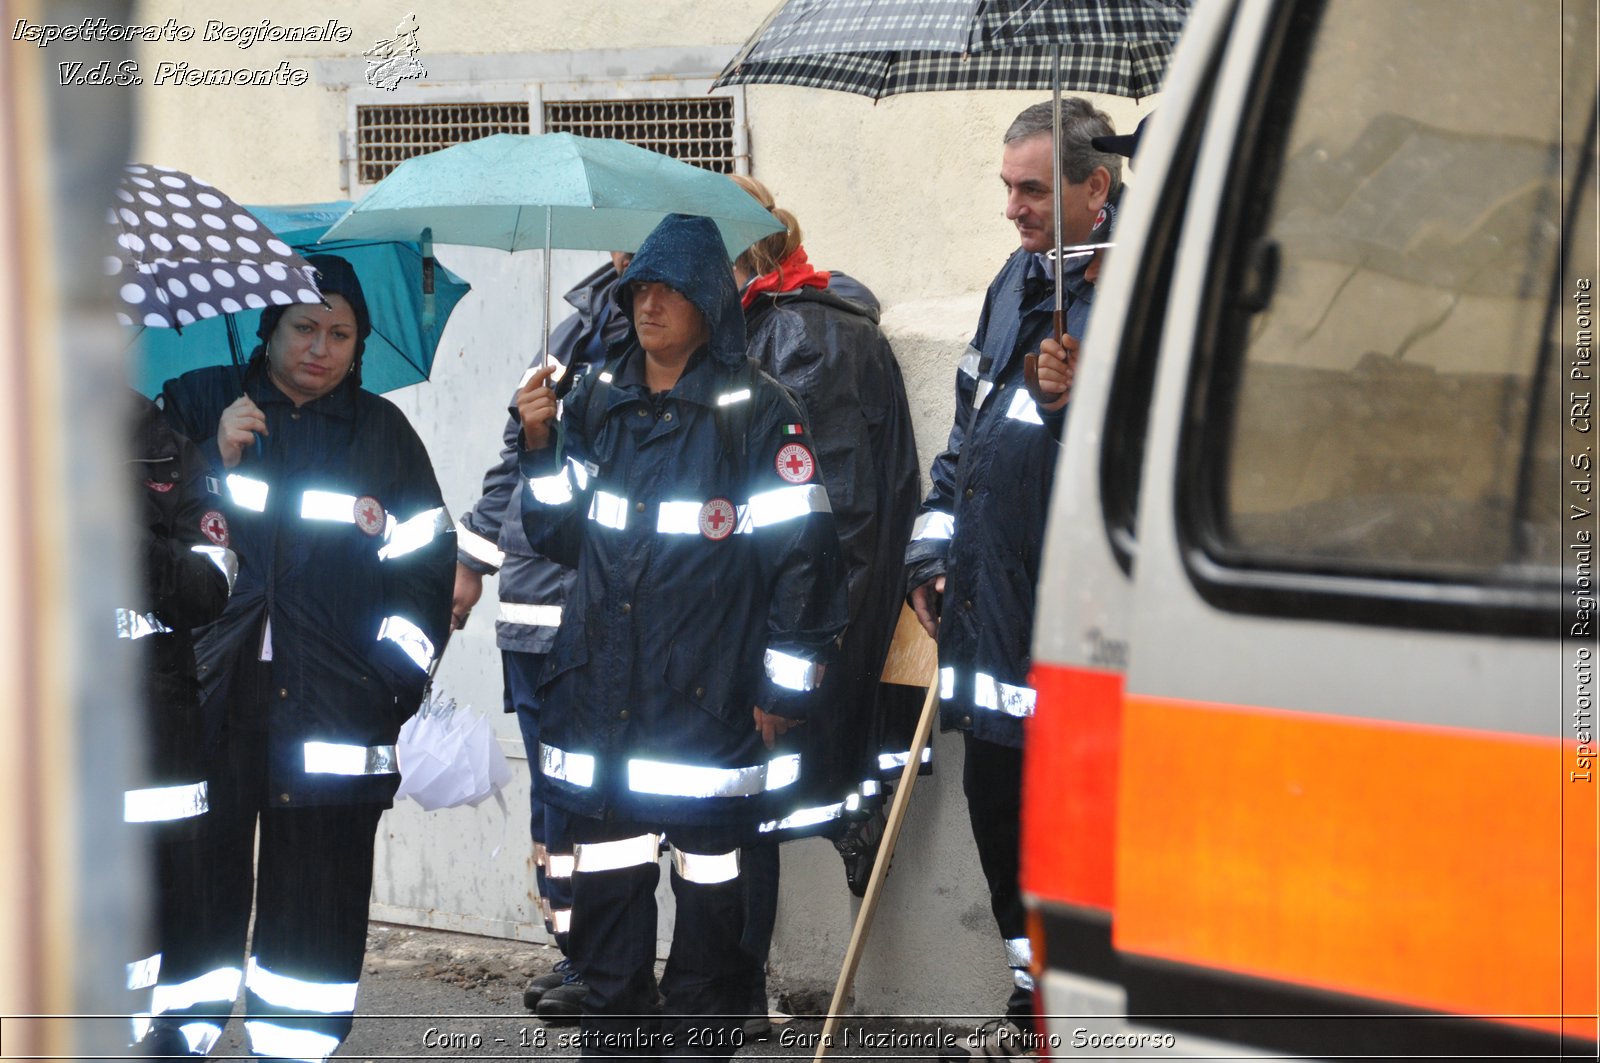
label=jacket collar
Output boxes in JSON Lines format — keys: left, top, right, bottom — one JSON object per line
{"left": 245, "top": 359, "right": 359, "bottom": 422}
{"left": 608, "top": 344, "right": 735, "bottom": 412}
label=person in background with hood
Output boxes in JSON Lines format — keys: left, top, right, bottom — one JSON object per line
{"left": 152, "top": 254, "right": 455, "bottom": 1061}
{"left": 728, "top": 175, "right": 921, "bottom": 1038}
{"left": 122, "top": 389, "right": 237, "bottom": 1057}
{"left": 451, "top": 251, "right": 631, "bottom": 1025}
{"left": 515, "top": 213, "right": 845, "bottom": 1060}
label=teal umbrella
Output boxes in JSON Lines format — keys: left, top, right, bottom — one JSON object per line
{"left": 131, "top": 201, "right": 472, "bottom": 397}
{"left": 322, "top": 134, "right": 785, "bottom": 371}
{"left": 322, "top": 133, "right": 784, "bottom": 259}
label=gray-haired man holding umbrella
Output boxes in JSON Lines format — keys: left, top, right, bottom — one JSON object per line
{"left": 905, "top": 97, "right": 1121, "bottom": 1058}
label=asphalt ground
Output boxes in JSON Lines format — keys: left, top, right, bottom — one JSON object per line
{"left": 194, "top": 922, "right": 985, "bottom": 1062}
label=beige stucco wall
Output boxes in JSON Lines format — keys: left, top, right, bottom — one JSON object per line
{"left": 124, "top": 0, "right": 1158, "bottom": 1021}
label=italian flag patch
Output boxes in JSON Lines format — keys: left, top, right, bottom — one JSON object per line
{"left": 781, "top": 423, "right": 805, "bottom": 436}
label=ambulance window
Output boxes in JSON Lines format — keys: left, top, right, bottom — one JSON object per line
{"left": 1185, "top": 0, "right": 1589, "bottom": 628}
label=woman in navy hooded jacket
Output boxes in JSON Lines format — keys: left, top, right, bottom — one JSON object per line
{"left": 515, "top": 214, "right": 844, "bottom": 1059}
{"left": 154, "top": 255, "right": 454, "bottom": 1062}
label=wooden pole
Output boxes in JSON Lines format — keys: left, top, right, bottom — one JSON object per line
{"left": 814, "top": 670, "right": 942, "bottom": 1063}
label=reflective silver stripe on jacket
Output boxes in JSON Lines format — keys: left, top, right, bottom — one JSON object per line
{"left": 127, "top": 952, "right": 161, "bottom": 991}
{"left": 588, "top": 490, "right": 629, "bottom": 530}
{"left": 191, "top": 544, "right": 238, "bottom": 592}
{"left": 974, "top": 673, "right": 1037, "bottom": 717}
{"left": 912, "top": 510, "right": 954, "bottom": 542}
{"left": 124, "top": 781, "right": 208, "bottom": 823}
{"left": 672, "top": 848, "right": 740, "bottom": 884}
{"left": 748, "top": 484, "right": 831, "bottom": 528}
{"left": 765, "top": 648, "right": 822, "bottom": 692}
{"left": 545, "top": 851, "right": 575, "bottom": 880}
{"left": 380, "top": 506, "right": 451, "bottom": 561}
{"left": 757, "top": 800, "right": 845, "bottom": 835}
{"left": 303, "top": 742, "right": 398, "bottom": 776}
{"left": 975, "top": 379, "right": 995, "bottom": 410}
{"left": 150, "top": 966, "right": 241, "bottom": 1016}
{"left": 656, "top": 500, "right": 753, "bottom": 536}
{"left": 716, "top": 388, "right": 752, "bottom": 406}
{"left": 246, "top": 956, "right": 359, "bottom": 1014}
{"left": 627, "top": 753, "right": 800, "bottom": 799}
{"left": 226, "top": 474, "right": 268, "bottom": 511}
{"left": 541, "top": 744, "right": 596, "bottom": 788}
{"left": 456, "top": 524, "right": 505, "bottom": 569}
{"left": 1005, "top": 936, "right": 1033, "bottom": 969}
{"left": 499, "top": 602, "right": 563, "bottom": 628}
{"left": 117, "top": 609, "right": 173, "bottom": 640}
{"left": 243, "top": 1021, "right": 341, "bottom": 1063}
{"left": 378, "top": 614, "right": 434, "bottom": 670}
{"left": 939, "top": 666, "right": 955, "bottom": 699}
{"left": 1005, "top": 387, "right": 1045, "bottom": 426}
{"left": 573, "top": 833, "right": 661, "bottom": 873}
{"left": 550, "top": 907, "right": 572, "bottom": 934}
{"left": 958, "top": 345, "right": 981, "bottom": 380}
{"left": 877, "top": 747, "right": 933, "bottom": 772}
{"left": 1013, "top": 968, "right": 1036, "bottom": 990}
{"left": 300, "top": 489, "right": 358, "bottom": 523}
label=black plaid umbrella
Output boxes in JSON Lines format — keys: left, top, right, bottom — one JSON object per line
{"left": 716, "top": 0, "right": 1190, "bottom": 101}
{"left": 107, "top": 164, "right": 323, "bottom": 330}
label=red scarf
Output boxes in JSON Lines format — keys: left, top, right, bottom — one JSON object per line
{"left": 740, "top": 246, "right": 830, "bottom": 309}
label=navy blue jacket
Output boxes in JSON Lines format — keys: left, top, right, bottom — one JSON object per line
{"left": 455, "top": 264, "right": 628, "bottom": 655}
{"left": 126, "top": 392, "right": 236, "bottom": 815}
{"left": 905, "top": 244, "right": 1101, "bottom": 748}
{"left": 162, "top": 363, "right": 455, "bottom": 805}
{"left": 519, "top": 214, "right": 846, "bottom": 833}
{"left": 744, "top": 273, "right": 920, "bottom": 825}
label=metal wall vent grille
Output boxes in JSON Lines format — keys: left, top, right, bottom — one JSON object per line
{"left": 356, "top": 102, "right": 531, "bottom": 184}
{"left": 543, "top": 97, "right": 735, "bottom": 172}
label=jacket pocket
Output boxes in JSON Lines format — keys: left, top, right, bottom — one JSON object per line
{"left": 664, "top": 639, "right": 744, "bottom": 728}
{"left": 537, "top": 621, "right": 589, "bottom": 695}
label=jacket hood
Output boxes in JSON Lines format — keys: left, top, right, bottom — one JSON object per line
{"left": 619, "top": 214, "right": 746, "bottom": 370}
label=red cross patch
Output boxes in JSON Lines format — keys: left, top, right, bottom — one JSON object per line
{"left": 199, "top": 510, "right": 230, "bottom": 548}
{"left": 353, "top": 495, "right": 386, "bottom": 537}
{"left": 699, "top": 498, "right": 736, "bottom": 541}
{"left": 145, "top": 479, "right": 174, "bottom": 494}
{"left": 775, "top": 443, "right": 816, "bottom": 484}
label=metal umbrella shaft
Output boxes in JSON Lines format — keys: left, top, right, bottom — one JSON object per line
{"left": 1052, "top": 44, "right": 1064, "bottom": 343}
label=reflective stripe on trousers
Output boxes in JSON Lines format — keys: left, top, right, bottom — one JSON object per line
{"left": 671, "top": 847, "right": 740, "bottom": 884}
{"left": 246, "top": 956, "right": 358, "bottom": 1014}
{"left": 1006, "top": 936, "right": 1035, "bottom": 990}
{"left": 244, "top": 1021, "right": 342, "bottom": 1062}
{"left": 573, "top": 833, "right": 661, "bottom": 873}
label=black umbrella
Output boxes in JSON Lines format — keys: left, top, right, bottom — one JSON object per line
{"left": 719, "top": 0, "right": 1186, "bottom": 99}
{"left": 108, "top": 165, "right": 324, "bottom": 381}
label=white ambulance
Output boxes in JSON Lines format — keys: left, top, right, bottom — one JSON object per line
{"left": 1022, "top": 0, "right": 1597, "bottom": 1058}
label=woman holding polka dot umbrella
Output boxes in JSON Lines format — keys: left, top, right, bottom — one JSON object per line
{"left": 109, "top": 164, "right": 324, "bottom": 386}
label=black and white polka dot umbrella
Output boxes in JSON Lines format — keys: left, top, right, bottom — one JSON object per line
{"left": 107, "top": 164, "right": 324, "bottom": 330}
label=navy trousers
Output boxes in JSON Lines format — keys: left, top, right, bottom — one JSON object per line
{"left": 505, "top": 651, "right": 575, "bottom": 952}
{"left": 567, "top": 816, "right": 748, "bottom": 1063}
{"left": 962, "top": 732, "right": 1034, "bottom": 1030}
